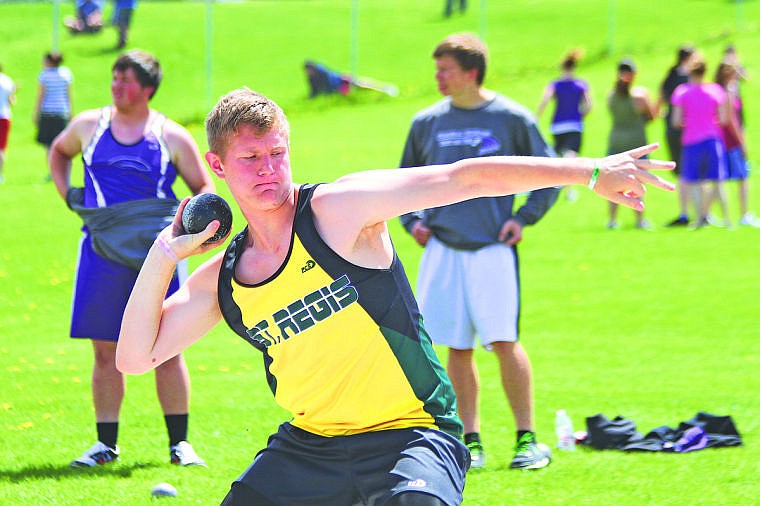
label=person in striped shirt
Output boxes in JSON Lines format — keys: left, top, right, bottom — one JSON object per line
{"left": 36, "top": 51, "right": 73, "bottom": 180}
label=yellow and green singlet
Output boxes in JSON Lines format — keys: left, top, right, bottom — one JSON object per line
{"left": 218, "top": 184, "right": 462, "bottom": 438}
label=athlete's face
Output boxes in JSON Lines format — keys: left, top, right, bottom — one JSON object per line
{"left": 205, "top": 125, "right": 292, "bottom": 211}
{"left": 435, "top": 55, "right": 477, "bottom": 97}
{"left": 618, "top": 69, "right": 635, "bottom": 84}
{"left": 111, "top": 67, "right": 152, "bottom": 109}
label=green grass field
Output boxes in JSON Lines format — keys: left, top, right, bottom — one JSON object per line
{"left": 1, "top": 0, "right": 759, "bottom": 504}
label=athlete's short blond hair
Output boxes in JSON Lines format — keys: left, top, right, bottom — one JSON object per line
{"left": 205, "top": 88, "right": 290, "bottom": 156}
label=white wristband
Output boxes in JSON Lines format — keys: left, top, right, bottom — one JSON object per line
{"left": 587, "top": 164, "right": 600, "bottom": 190}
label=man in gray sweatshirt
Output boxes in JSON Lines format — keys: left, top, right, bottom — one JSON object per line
{"left": 400, "top": 33, "right": 559, "bottom": 470}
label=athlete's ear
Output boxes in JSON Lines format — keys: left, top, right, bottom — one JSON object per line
{"left": 143, "top": 86, "right": 156, "bottom": 100}
{"left": 205, "top": 151, "right": 225, "bottom": 178}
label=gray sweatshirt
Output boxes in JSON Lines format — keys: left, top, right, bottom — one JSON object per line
{"left": 399, "top": 95, "right": 560, "bottom": 250}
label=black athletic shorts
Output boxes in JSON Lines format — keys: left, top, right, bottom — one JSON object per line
{"left": 36, "top": 113, "right": 69, "bottom": 147}
{"left": 553, "top": 131, "right": 582, "bottom": 156}
{"left": 221, "top": 423, "right": 469, "bottom": 506}
{"left": 665, "top": 127, "right": 683, "bottom": 175}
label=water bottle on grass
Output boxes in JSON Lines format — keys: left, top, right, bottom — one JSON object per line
{"left": 555, "top": 409, "right": 576, "bottom": 451}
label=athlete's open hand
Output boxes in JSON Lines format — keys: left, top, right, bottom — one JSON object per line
{"left": 592, "top": 143, "right": 676, "bottom": 211}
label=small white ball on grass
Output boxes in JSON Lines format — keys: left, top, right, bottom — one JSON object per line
{"left": 151, "top": 482, "right": 178, "bottom": 497}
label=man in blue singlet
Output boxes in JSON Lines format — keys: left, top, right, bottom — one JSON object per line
{"left": 115, "top": 88, "right": 673, "bottom": 505}
{"left": 49, "top": 49, "right": 214, "bottom": 468}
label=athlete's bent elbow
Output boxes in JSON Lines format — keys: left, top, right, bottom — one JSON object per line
{"left": 115, "top": 352, "right": 153, "bottom": 375}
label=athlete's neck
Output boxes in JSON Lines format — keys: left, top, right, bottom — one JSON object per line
{"left": 242, "top": 186, "right": 297, "bottom": 252}
{"left": 110, "top": 105, "right": 152, "bottom": 143}
{"left": 688, "top": 75, "right": 704, "bottom": 85}
{"left": 450, "top": 87, "right": 495, "bottom": 109}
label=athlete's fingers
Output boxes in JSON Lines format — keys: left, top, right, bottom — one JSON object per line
{"left": 200, "top": 219, "right": 224, "bottom": 244}
{"left": 608, "top": 191, "right": 645, "bottom": 211}
{"left": 176, "top": 196, "right": 191, "bottom": 217}
{"left": 169, "top": 197, "right": 192, "bottom": 238}
{"left": 632, "top": 169, "right": 676, "bottom": 191}
{"left": 632, "top": 157, "right": 677, "bottom": 171}
{"left": 623, "top": 143, "right": 660, "bottom": 159}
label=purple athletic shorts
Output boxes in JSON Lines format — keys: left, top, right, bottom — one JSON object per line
{"left": 71, "top": 232, "right": 187, "bottom": 341}
{"left": 680, "top": 138, "right": 726, "bottom": 182}
{"left": 726, "top": 146, "right": 749, "bottom": 180}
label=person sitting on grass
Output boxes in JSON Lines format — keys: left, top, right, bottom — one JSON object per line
{"left": 64, "top": 0, "right": 104, "bottom": 34}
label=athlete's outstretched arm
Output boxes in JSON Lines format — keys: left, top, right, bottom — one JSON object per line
{"left": 316, "top": 143, "right": 675, "bottom": 237}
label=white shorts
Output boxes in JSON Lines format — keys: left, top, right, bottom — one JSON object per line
{"left": 417, "top": 236, "right": 519, "bottom": 349}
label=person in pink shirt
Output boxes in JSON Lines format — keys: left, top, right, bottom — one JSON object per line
{"left": 671, "top": 56, "right": 731, "bottom": 228}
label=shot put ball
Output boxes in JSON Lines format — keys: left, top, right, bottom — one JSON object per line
{"left": 181, "top": 193, "right": 233, "bottom": 243}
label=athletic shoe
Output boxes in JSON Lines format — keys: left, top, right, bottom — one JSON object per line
{"left": 635, "top": 220, "right": 653, "bottom": 230}
{"left": 689, "top": 217, "right": 710, "bottom": 230}
{"left": 170, "top": 441, "right": 207, "bottom": 467}
{"left": 740, "top": 213, "right": 760, "bottom": 227}
{"left": 510, "top": 433, "right": 551, "bottom": 470}
{"left": 703, "top": 217, "right": 733, "bottom": 229}
{"left": 70, "top": 441, "right": 120, "bottom": 467}
{"left": 666, "top": 216, "right": 690, "bottom": 227}
{"left": 466, "top": 441, "right": 486, "bottom": 470}
{"left": 606, "top": 220, "right": 619, "bottom": 230}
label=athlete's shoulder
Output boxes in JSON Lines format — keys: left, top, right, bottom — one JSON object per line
{"left": 67, "top": 107, "right": 104, "bottom": 140}
{"left": 217, "top": 228, "right": 247, "bottom": 285}
{"left": 575, "top": 78, "right": 590, "bottom": 90}
{"left": 152, "top": 110, "right": 178, "bottom": 130}
{"left": 72, "top": 107, "right": 103, "bottom": 124}
{"left": 670, "top": 82, "right": 691, "bottom": 101}
{"left": 705, "top": 82, "right": 727, "bottom": 98}
{"left": 154, "top": 111, "right": 200, "bottom": 152}
{"left": 489, "top": 94, "right": 536, "bottom": 122}
{"left": 411, "top": 98, "right": 453, "bottom": 122}
{"left": 631, "top": 85, "right": 651, "bottom": 99}
{"left": 221, "top": 227, "right": 250, "bottom": 262}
